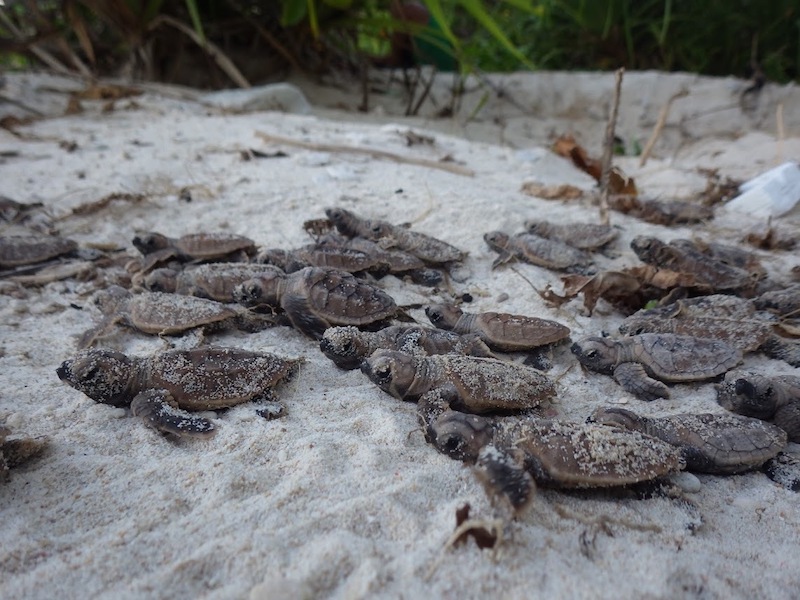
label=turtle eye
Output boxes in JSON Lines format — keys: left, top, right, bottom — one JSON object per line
{"left": 441, "top": 434, "right": 464, "bottom": 458}
{"left": 427, "top": 309, "right": 442, "bottom": 325}
{"left": 341, "top": 340, "right": 353, "bottom": 354}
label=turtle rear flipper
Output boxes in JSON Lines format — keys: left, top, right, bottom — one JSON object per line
{"left": 614, "top": 362, "right": 670, "bottom": 401}
{"left": 130, "top": 390, "right": 216, "bottom": 438}
{"left": 761, "top": 335, "right": 800, "bottom": 367}
{"left": 76, "top": 315, "right": 121, "bottom": 349}
{"left": 474, "top": 445, "right": 536, "bottom": 517}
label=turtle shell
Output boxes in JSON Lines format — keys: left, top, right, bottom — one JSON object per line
{"left": 484, "top": 231, "right": 590, "bottom": 270}
{"left": 280, "top": 267, "right": 398, "bottom": 339}
{"left": 0, "top": 234, "right": 77, "bottom": 267}
{"left": 126, "top": 291, "right": 239, "bottom": 334}
{"left": 524, "top": 220, "right": 618, "bottom": 250}
{"left": 629, "top": 333, "right": 742, "bottom": 382}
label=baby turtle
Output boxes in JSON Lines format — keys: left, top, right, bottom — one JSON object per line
{"left": 78, "top": 285, "right": 269, "bottom": 348}
{"left": 326, "top": 207, "right": 466, "bottom": 265}
{"left": 484, "top": 231, "right": 591, "bottom": 271}
{"left": 233, "top": 266, "right": 400, "bottom": 340}
{"left": 319, "top": 325, "right": 495, "bottom": 370}
{"left": 0, "top": 234, "right": 78, "bottom": 268}
{"left": 361, "top": 350, "right": 556, "bottom": 413}
{"left": 590, "top": 407, "right": 786, "bottom": 474}
{"left": 425, "top": 303, "right": 570, "bottom": 352}
{"left": 57, "top": 347, "right": 300, "bottom": 437}
{"left": 716, "top": 371, "right": 800, "bottom": 442}
{"left": 523, "top": 219, "right": 618, "bottom": 251}
{"left": 143, "top": 263, "right": 284, "bottom": 303}
{"left": 571, "top": 333, "right": 742, "bottom": 401}
{"left": 755, "top": 283, "right": 800, "bottom": 317}
{"left": 426, "top": 410, "right": 683, "bottom": 515}
{"left": 1, "top": 424, "right": 48, "bottom": 480}
{"left": 256, "top": 245, "right": 388, "bottom": 275}
{"left": 630, "top": 236, "right": 755, "bottom": 293}
{"left": 618, "top": 294, "right": 799, "bottom": 367}
{"left": 132, "top": 231, "right": 256, "bottom": 272}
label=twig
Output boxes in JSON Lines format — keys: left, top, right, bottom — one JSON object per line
{"left": 149, "top": 15, "right": 250, "bottom": 89}
{"left": 254, "top": 131, "right": 475, "bottom": 177}
{"left": 598, "top": 68, "right": 624, "bottom": 226}
{"left": 410, "top": 67, "right": 437, "bottom": 116}
{"left": 639, "top": 88, "right": 688, "bottom": 167}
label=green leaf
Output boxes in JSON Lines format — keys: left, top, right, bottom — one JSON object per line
{"left": 458, "top": 0, "right": 533, "bottom": 68}
{"left": 280, "top": 0, "right": 308, "bottom": 27}
{"left": 184, "top": 0, "right": 205, "bottom": 42}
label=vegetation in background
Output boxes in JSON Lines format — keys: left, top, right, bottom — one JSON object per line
{"left": 0, "top": 0, "right": 798, "bottom": 87}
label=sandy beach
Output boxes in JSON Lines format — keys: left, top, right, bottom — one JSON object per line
{"left": 1, "top": 69, "right": 799, "bottom": 599}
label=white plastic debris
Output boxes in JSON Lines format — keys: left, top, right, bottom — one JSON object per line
{"left": 724, "top": 161, "right": 800, "bottom": 218}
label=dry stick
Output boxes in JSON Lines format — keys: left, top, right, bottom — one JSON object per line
{"left": 150, "top": 15, "right": 250, "bottom": 89}
{"left": 639, "top": 88, "right": 688, "bottom": 167}
{"left": 598, "top": 68, "right": 625, "bottom": 226}
{"left": 254, "top": 131, "right": 476, "bottom": 177}
{"left": 0, "top": 10, "right": 71, "bottom": 75}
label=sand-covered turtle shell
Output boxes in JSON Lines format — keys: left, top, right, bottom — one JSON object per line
{"left": 523, "top": 219, "right": 618, "bottom": 251}
{"left": 0, "top": 234, "right": 78, "bottom": 268}
{"left": 319, "top": 325, "right": 494, "bottom": 370}
{"left": 591, "top": 407, "right": 787, "bottom": 474}
{"left": 361, "top": 350, "right": 556, "bottom": 413}
{"left": 145, "top": 263, "right": 284, "bottom": 302}
{"left": 133, "top": 232, "right": 255, "bottom": 259}
{"left": 484, "top": 231, "right": 591, "bottom": 271}
{"left": 425, "top": 303, "right": 570, "bottom": 351}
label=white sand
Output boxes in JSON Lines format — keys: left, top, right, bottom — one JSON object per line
{"left": 1, "top": 71, "right": 799, "bottom": 599}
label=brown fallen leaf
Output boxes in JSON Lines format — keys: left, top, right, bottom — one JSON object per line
{"left": 607, "top": 196, "right": 712, "bottom": 225}
{"left": 74, "top": 84, "right": 142, "bottom": 101}
{"left": 744, "top": 223, "right": 796, "bottom": 251}
{"left": 520, "top": 181, "right": 585, "bottom": 200}
{"left": 553, "top": 134, "right": 602, "bottom": 181}
{"left": 451, "top": 503, "right": 500, "bottom": 550}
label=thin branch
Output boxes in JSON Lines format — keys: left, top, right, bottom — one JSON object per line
{"left": 255, "top": 131, "right": 476, "bottom": 177}
{"left": 149, "top": 15, "right": 250, "bottom": 89}
{"left": 0, "top": 10, "right": 72, "bottom": 74}
{"left": 639, "top": 88, "right": 688, "bottom": 167}
{"left": 598, "top": 68, "right": 624, "bottom": 226}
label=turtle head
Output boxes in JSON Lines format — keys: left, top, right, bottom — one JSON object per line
{"left": 57, "top": 349, "right": 135, "bottom": 407}
{"left": 325, "top": 207, "right": 361, "bottom": 237}
{"left": 132, "top": 232, "right": 170, "bottom": 255}
{"left": 571, "top": 336, "right": 619, "bottom": 374}
{"left": 588, "top": 407, "right": 641, "bottom": 431}
{"left": 319, "top": 326, "right": 367, "bottom": 370}
{"left": 425, "top": 303, "right": 462, "bottom": 330}
{"left": 483, "top": 231, "right": 509, "bottom": 252}
{"left": 233, "top": 273, "right": 283, "bottom": 308}
{"left": 716, "top": 372, "right": 778, "bottom": 418}
{"left": 93, "top": 285, "right": 131, "bottom": 315}
{"left": 428, "top": 410, "right": 493, "bottom": 463}
{"left": 360, "top": 350, "right": 417, "bottom": 400}
{"left": 143, "top": 268, "right": 178, "bottom": 293}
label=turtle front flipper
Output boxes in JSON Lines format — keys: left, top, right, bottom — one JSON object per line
{"left": 417, "top": 388, "right": 453, "bottom": 444}
{"left": 613, "top": 362, "right": 669, "bottom": 401}
{"left": 130, "top": 389, "right": 216, "bottom": 438}
{"left": 281, "top": 293, "right": 329, "bottom": 339}
{"left": 761, "top": 335, "right": 800, "bottom": 367}
{"left": 474, "top": 445, "right": 535, "bottom": 517}
{"left": 76, "top": 316, "right": 121, "bottom": 349}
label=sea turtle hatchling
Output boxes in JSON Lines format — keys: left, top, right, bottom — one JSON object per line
{"left": 0, "top": 234, "right": 79, "bottom": 268}
{"left": 424, "top": 409, "right": 684, "bottom": 514}
{"left": 590, "top": 407, "right": 786, "bottom": 474}
{"left": 360, "top": 350, "right": 556, "bottom": 413}
{"left": 523, "top": 219, "right": 618, "bottom": 251}
{"left": 233, "top": 266, "right": 401, "bottom": 340}
{"left": 132, "top": 231, "right": 256, "bottom": 272}
{"left": 78, "top": 285, "right": 271, "bottom": 348}
{"left": 716, "top": 370, "right": 800, "bottom": 442}
{"left": 143, "top": 263, "right": 285, "bottom": 303}
{"left": 1, "top": 423, "right": 48, "bottom": 480}
{"left": 425, "top": 303, "right": 570, "bottom": 352}
{"left": 484, "top": 231, "right": 591, "bottom": 271}
{"left": 57, "top": 347, "right": 301, "bottom": 437}
{"left": 618, "top": 294, "right": 800, "bottom": 367}
{"left": 571, "top": 333, "right": 742, "bottom": 401}
{"left": 630, "top": 236, "right": 755, "bottom": 293}
{"left": 319, "top": 325, "right": 496, "bottom": 370}
{"left": 325, "top": 207, "right": 466, "bottom": 265}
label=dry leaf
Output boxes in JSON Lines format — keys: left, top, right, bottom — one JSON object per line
{"left": 520, "top": 182, "right": 585, "bottom": 200}
{"left": 452, "top": 504, "right": 499, "bottom": 550}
